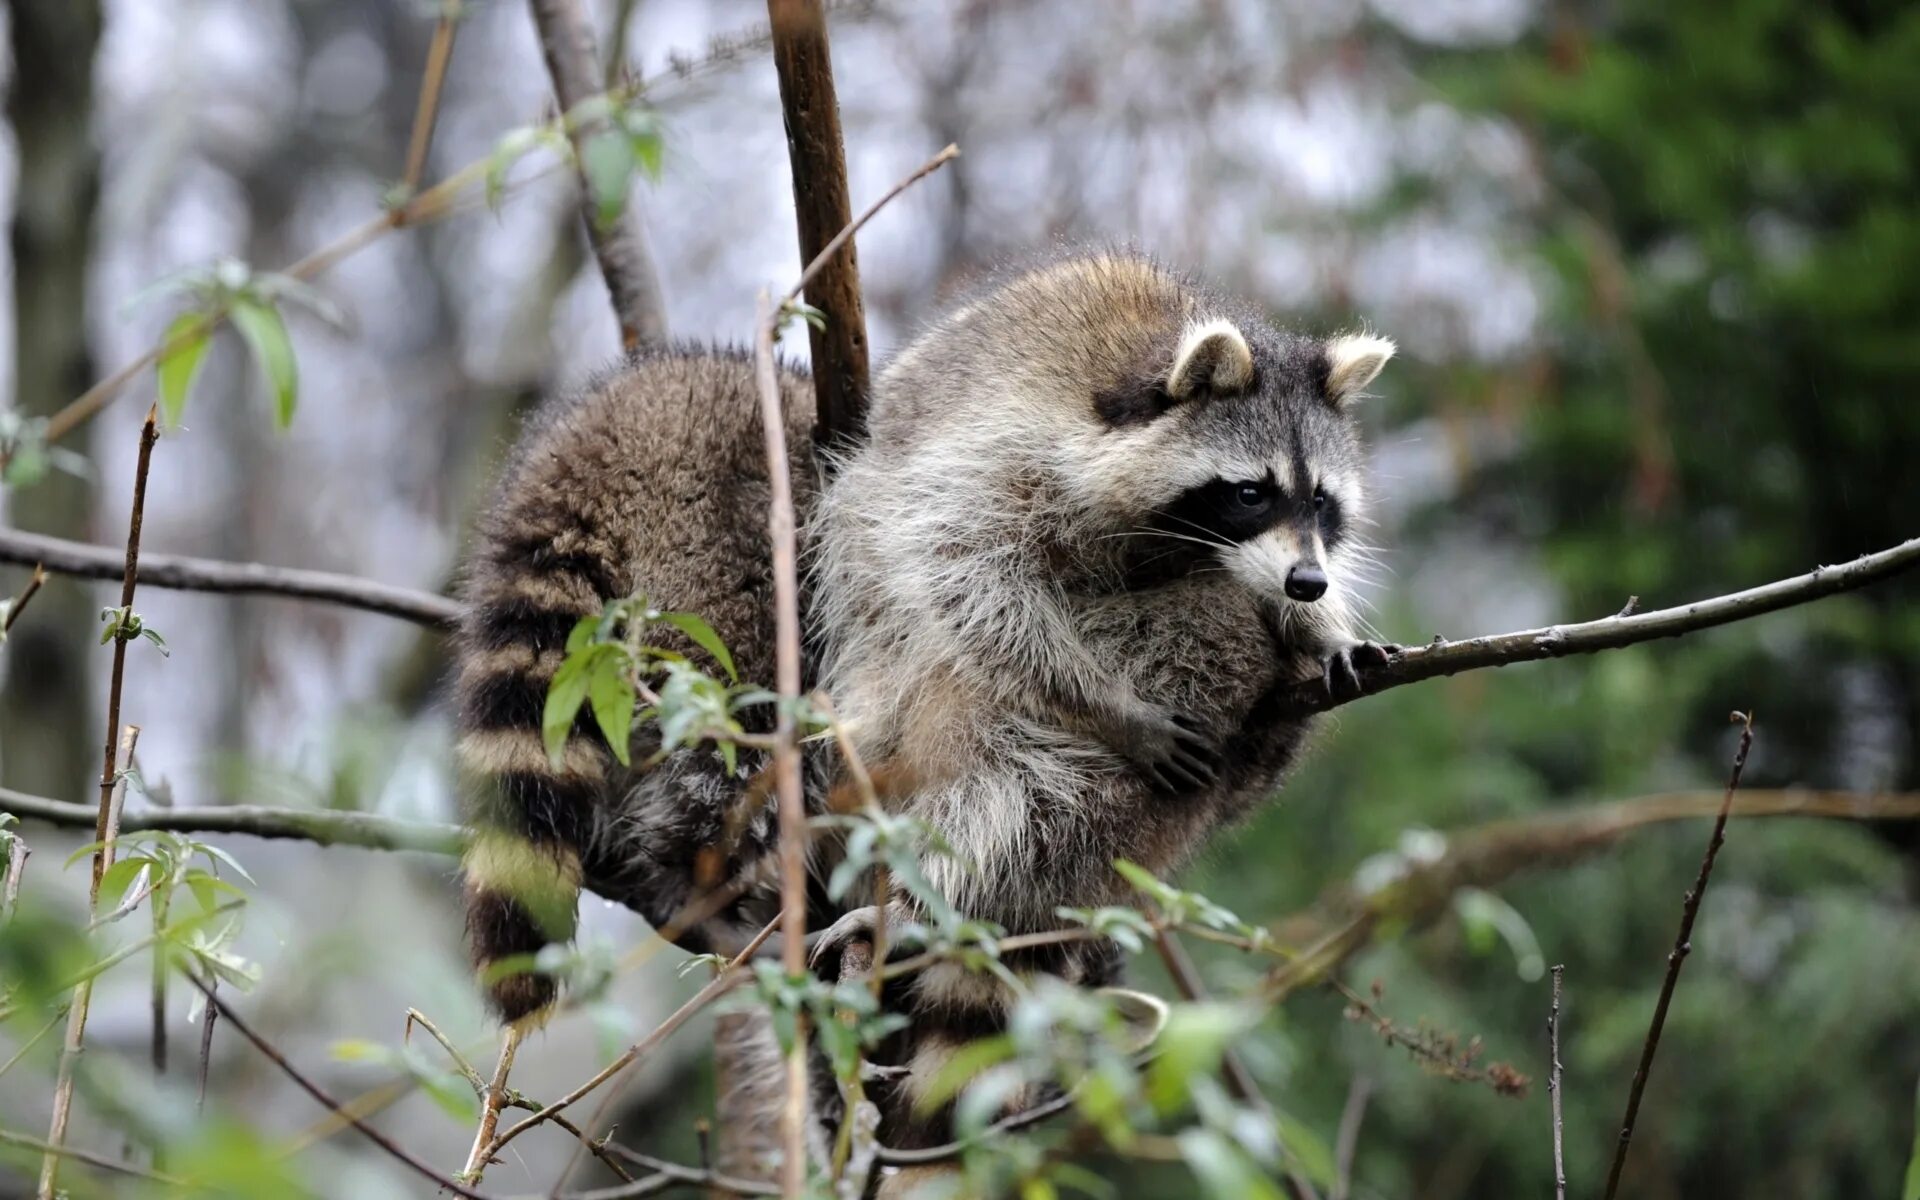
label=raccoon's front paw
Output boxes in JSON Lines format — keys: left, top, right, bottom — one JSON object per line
{"left": 1113, "top": 703, "right": 1221, "bottom": 796}
{"left": 1322, "top": 640, "right": 1401, "bottom": 700}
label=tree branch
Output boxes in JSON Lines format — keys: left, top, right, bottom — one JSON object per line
{"left": 527, "top": 0, "right": 668, "bottom": 350}
{"left": 0, "top": 789, "right": 464, "bottom": 855}
{"left": 1547, "top": 965, "right": 1567, "bottom": 1200}
{"left": 1276, "top": 537, "right": 1920, "bottom": 719}
{"left": 0, "top": 527, "right": 459, "bottom": 629}
{"left": 767, "top": 0, "right": 870, "bottom": 452}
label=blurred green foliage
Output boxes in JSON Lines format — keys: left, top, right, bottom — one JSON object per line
{"left": 1170, "top": 3, "right": 1920, "bottom": 1198}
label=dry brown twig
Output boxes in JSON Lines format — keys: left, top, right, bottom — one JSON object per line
{"left": 462, "top": 1025, "right": 524, "bottom": 1183}
{"left": 1331, "top": 1075, "right": 1372, "bottom": 1200}
{"left": 403, "top": 3, "right": 463, "bottom": 195}
{"left": 2, "top": 563, "right": 46, "bottom": 635}
{"left": 38, "top": 405, "right": 159, "bottom": 1200}
{"left": 1548, "top": 964, "right": 1567, "bottom": 1200}
{"left": 1601, "top": 711, "right": 1755, "bottom": 1200}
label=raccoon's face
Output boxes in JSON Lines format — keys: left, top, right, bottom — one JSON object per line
{"left": 1085, "top": 317, "right": 1393, "bottom": 624}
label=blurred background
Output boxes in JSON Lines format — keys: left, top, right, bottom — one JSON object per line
{"left": 0, "top": 0, "right": 1916, "bottom": 1196}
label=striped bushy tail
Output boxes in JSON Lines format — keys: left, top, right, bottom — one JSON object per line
{"left": 454, "top": 527, "right": 622, "bottom": 1025}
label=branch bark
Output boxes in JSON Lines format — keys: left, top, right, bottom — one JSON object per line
{"left": 527, "top": 0, "right": 668, "bottom": 350}
{"left": 0, "top": 528, "right": 458, "bottom": 629}
{"left": 0, "top": 789, "right": 464, "bottom": 855}
{"left": 767, "top": 0, "right": 870, "bottom": 452}
{"left": 1275, "top": 537, "right": 1920, "bottom": 719}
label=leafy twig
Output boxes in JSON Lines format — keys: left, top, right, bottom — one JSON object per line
{"left": 182, "top": 974, "right": 497, "bottom": 1200}
{"left": 527, "top": 0, "right": 667, "bottom": 350}
{"left": 39, "top": 406, "right": 159, "bottom": 1200}
{"left": 1601, "top": 712, "right": 1755, "bottom": 1200}
{"left": 0, "top": 789, "right": 465, "bottom": 854}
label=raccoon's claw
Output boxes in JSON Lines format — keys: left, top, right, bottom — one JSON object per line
{"left": 1130, "top": 709, "right": 1221, "bottom": 796}
{"left": 1322, "top": 640, "right": 1400, "bottom": 700}
{"left": 807, "top": 904, "right": 887, "bottom": 977}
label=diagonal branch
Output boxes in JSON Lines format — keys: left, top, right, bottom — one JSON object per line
{"left": 1601, "top": 712, "right": 1754, "bottom": 1200}
{"left": 0, "top": 789, "right": 464, "bottom": 855}
{"left": 527, "top": 0, "right": 667, "bottom": 350}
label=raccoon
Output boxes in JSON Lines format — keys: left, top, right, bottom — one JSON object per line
{"left": 808, "top": 254, "right": 1394, "bottom": 1143}
{"left": 452, "top": 252, "right": 1393, "bottom": 1162}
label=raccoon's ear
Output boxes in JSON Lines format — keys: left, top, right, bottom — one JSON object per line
{"left": 1324, "top": 333, "right": 1395, "bottom": 407}
{"left": 1166, "top": 319, "right": 1256, "bottom": 401}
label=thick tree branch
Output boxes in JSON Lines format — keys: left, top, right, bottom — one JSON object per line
{"left": 768, "top": 0, "right": 869, "bottom": 452}
{"left": 527, "top": 0, "right": 668, "bottom": 350}
{"left": 1276, "top": 537, "right": 1920, "bottom": 719}
{"left": 0, "top": 528, "right": 458, "bottom": 629}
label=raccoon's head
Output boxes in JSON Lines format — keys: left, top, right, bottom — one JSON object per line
{"left": 870, "top": 254, "right": 1391, "bottom": 632}
{"left": 1007, "top": 258, "right": 1393, "bottom": 630}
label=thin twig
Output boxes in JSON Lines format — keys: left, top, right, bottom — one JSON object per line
{"left": 489, "top": 916, "right": 780, "bottom": 1177}
{"left": 1601, "top": 712, "right": 1755, "bottom": 1200}
{"left": 39, "top": 407, "right": 158, "bottom": 1200}
{"left": 0, "top": 1011, "right": 65, "bottom": 1081}
{"left": 1548, "top": 965, "right": 1567, "bottom": 1200}
{"left": 753, "top": 286, "right": 811, "bottom": 1200}
{"left": 779, "top": 144, "right": 958, "bottom": 315}
{"left": 1273, "top": 540, "right": 1920, "bottom": 720}
{"left": 462, "top": 1025, "right": 523, "bottom": 1182}
{"left": 196, "top": 973, "right": 218, "bottom": 1114}
{"left": 527, "top": 0, "right": 667, "bottom": 350}
{"left": 403, "top": 5, "right": 462, "bottom": 195}
{"left": 1331, "top": 1075, "right": 1371, "bottom": 1200}
{"left": 181, "top": 974, "right": 497, "bottom": 1199}
{"left": 554, "top": 1153, "right": 782, "bottom": 1199}
{"left": 2, "top": 562, "right": 46, "bottom": 634}
{"left": 0, "top": 528, "right": 459, "bottom": 629}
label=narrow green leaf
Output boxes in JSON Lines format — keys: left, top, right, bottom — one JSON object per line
{"left": 587, "top": 659, "right": 636, "bottom": 767}
{"left": 156, "top": 312, "right": 213, "bottom": 427}
{"left": 544, "top": 651, "right": 596, "bottom": 764}
{"left": 229, "top": 298, "right": 298, "bottom": 428}
{"left": 657, "top": 611, "right": 737, "bottom": 681}
{"left": 198, "top": 844, "right": 257, "bottom": 885}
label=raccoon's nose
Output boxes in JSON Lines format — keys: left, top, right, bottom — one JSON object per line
{"left": 1284, "top": 564, "right": 1328, "bottom": 602}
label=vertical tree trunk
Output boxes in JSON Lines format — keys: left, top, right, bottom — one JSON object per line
{"left": 1, "top": 1, "right": 104, "bottom": 803}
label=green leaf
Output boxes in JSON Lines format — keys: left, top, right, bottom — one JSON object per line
{"left": 198, "top": 843, "right": 257, "bottom": 886}
{"left": 565, "top": 615, "right": 601, "bottom": 655}
{"left": 587, "top": 658, "right": 636, "bottom": 767}
{"left": 1177, "top": 1128, "right": 1285, "bottom": 1200}
{"left": 656, "top": 611, "right": 737, "bottom": 682}
{"left": 64, "top": 840, "right": 110, "bottom": 868}
{"left": 330, "top": 1039, "right": 390, "bottom": 1063}
{"left": 229, "top": 298, "right": 298, "bottom": 428}
{"left": 156, "top": 311, "right": 213, "bottom": 427}
{"left": 544, "top": 649, "right": 598, "bottom": 764}
{"left": 915, "top": 1034, "right": 1016, "bottom": 1114}
{"left": 579, "top": 128, "right": 635, "bottom": 230}
{"left": 98, "top": 858, "right": 153, "bottom": 910}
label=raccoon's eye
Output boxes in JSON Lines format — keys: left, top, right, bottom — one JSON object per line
{"left": 1312, "top": 487, "right": 1328, "bottom": 511}
{"left": 1235, "top": 484, "right": 1269, "bottom": 509}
